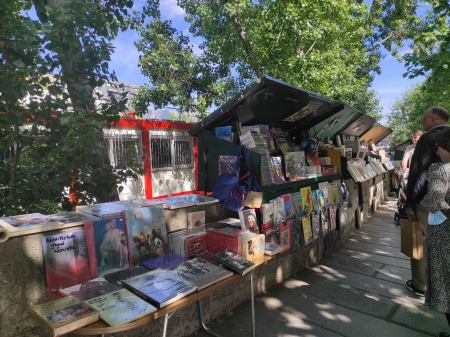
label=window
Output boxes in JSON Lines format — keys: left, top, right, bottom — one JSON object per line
{"left": 149, "top": 131, "right": 193, "bottom": 171}
{"left": 103, "top": 128, "right": 143, "bottom": 167}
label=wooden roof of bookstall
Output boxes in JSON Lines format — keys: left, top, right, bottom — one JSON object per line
{"left": 359, "top": 123, "right": 393, "bottom": 144}
{"left": 189, "top": 75, "right": 344, "bottom": 136}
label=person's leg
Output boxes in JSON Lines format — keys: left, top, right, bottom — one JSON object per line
{"left": 408, "top": 204, "right": 428, "bottom": 293}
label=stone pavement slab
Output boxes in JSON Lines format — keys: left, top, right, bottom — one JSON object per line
{"left": 336, "top": 248, "right": 410, "bottom": 269}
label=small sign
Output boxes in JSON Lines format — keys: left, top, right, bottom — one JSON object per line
{"left": 244, "top": 191, "right": 263, "bottom": 209}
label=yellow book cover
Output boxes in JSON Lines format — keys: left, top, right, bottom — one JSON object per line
{"left": 300, "top": 187, "right": 314, "bottom": 214}
{"left": 302, "top": 216, "right": 313, "bottom": 244}
{"left": 328, "top": 182, "right": 340, "bottom": 206}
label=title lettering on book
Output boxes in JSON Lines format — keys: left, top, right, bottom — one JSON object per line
{"left": 47, "top": 234, "right": 76, "bottom": 253}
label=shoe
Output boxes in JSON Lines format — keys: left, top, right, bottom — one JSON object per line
{"left": 405, "top": 280, "right": 425, "bottom": 297}
{"left": 438, "top": 332, "right": 450, "bottom": 337}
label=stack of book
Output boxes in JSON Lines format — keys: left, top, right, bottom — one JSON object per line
{"left": 168, "top": 229, "right": 207, "bottom": 258}
{"left": 214, "top": 251, "right": 255, "bottom": 276}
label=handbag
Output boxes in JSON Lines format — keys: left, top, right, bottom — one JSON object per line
{"left": 400, "top": 215, "right": 424, "bottom": 260}
{"left": 212, "top": 146, "right": 261, "bottom": 212}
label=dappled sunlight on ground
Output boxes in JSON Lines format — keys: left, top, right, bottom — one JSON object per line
{"left": 280, "top": 311, "right": 314, "bottom": 330}
{"left": 283, "top": 279, "right": 309, "bottom": 289}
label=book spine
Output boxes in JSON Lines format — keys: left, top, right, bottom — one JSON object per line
{"left": 84, "top": 222, "right": 98, "bottom": 279}
{"left": 121, "top": 210, "right": 134, "bottom": 267}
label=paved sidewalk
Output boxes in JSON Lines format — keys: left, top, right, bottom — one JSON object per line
{"left": 190, "top": 198, "right": 448, "bottom": 337}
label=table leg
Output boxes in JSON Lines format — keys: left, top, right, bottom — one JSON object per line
{"left": 154, "top": 312, "right": 174, "bottom": 337}
{"left": 197, "top": 299, "right": 222, "bottom": 337}
{"left": 250, "top": 273, "right": 255, "bottom": 337}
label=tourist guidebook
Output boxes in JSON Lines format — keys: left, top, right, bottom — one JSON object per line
{"left": 86, "top": 288, "right": 157, "bottom": 327}
{"left": 170, "top": 258, "right": 233, "bottom": 291}
{"left": 122, "top": 269, "right": 196, "bottom": 308}
{"left": 29, "top": 296, "right": 99, "bottom": 337}
{"left": 84, "top": 217, "right": 129, "bottom": 279}
{"left": 42, "top": 230, "right": 91, "bottom": 294}
{"left": 122, "top": 206, "right": 169, "bottom": 266}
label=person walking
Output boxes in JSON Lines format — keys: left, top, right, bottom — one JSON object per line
{"left": 418, "top": 128, "right": 450, "bottom": 337}
{"left": 405, "top": 106, "right": 449, "bottom": 297}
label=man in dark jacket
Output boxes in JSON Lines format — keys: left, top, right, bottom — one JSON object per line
{"left": 405, "top": 106, "right": 449, "bottom": 297}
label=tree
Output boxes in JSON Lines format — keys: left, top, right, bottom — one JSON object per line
{"left": 133, "top": 0, "right": 389, "bottom": 120}
{"left": 0, "top": 0, "right": 143, "bottom": 216}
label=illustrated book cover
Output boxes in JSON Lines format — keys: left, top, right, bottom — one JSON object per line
{"left": 290, "top": 219, "right": 302, "bottom": 251}
{"left": 0, "top": 213, "right": 64, "bottom": 239}
{"left": 122, "top": 269, "right": 196, "bottom": 308}
{"left": 280, "top": 193, "right": 294, "bottom": 219}
{"left": 263, "top": 225, "right": 280, "bottom": 245}
{"left": 77, "top": 202, "right": 131, "bottom": 219}
{"left": 170, "top": 258, "right": 233, "bottom": 291}
{"left": 58, "top": 277, "right": 106, "bottom": 297}
{"left": 239, "top": 232, "right": 265, "bottom": 262}
{"left": 42, "top": 230, "right": 91, "bottom": 294}
{"left": 312, "top": 190, "right": 320, "bottom": 212}
{"left": 291, "top": 191, "right": 304, "bottom": 218}
{"left": 29, "top": 296, "right": 99, "bottom": 337}
{"left": 187, "top": 211, "right": 206, "bottom": 230}
{"left": 260, "top": 203, "right": 274, "bottom": 231}
{"left": 300, "top": 187, "right": 314, "bottom": 215}
{"left": 215, "top": 126, "right": 232, "bottom": 142}
{"left": 213, "top": 251, "right": 255, "bottom": 276}
{"left": 142, "top": 254, "right": 189, "bottom": 270}
{"left": 321, "top": 208, "right": 330, "bottom": 234}
{"left": 318, "top": 182, "right": 331, "bottom": 206}
{"left": 317, "top": 189, "right": 326, "bottom": 208}
{"left": 104, "top": 265, "right": 150, "bottom": 287}
{"left": 218, "top": 155, "right": 238, "bottom": 176}
{"left": 279, "top": 222, "right": 291, "bottom": 253}
{"left": 328, "top": 182, "right": 340, "bottom": 206}
{"left": 285, "top": 151, "right": 305, "bottom": 179}
{"left": 122, "top": 206, "right": 169, "bottom": 266}
{"left": 86, "top": 288, "right": 157, "bottom": 327}
{"left": 272, "top": 156, "right": 284, "bottom": 180}
{"left": 238, "top": 208, "right": 260, "bottom": 234}
{"left": 312, "top": 212, "right": 321, "bottom": 240}
{"left": 264, "top": 242, "right": 284, "bottom": 256}
{"left": 273, "top": 197, "right": 285, "bottom": 225}
{"left": 84, "top": 217, "right": 129, "bottom": 279}
{"left": 302, "top": 216, "right": 313, "bottom": 245}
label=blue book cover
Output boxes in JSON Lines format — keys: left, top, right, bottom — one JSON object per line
{"left": 142, "top": 254, "right": 189, "bottom": 270}
{"left": 291, "top": 192, "right": 304, "bottom": 218}
{"left": 215, "top": 126, "right": 232, "bottom": 142}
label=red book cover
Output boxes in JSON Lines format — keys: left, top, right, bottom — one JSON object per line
{"left": 42, "top": 230, "right": 91, "bottom": 294}
{"left": 279, "top": 222, "right": 292, "bottom": 253}
{"left": 206, "top": 229, "right": 242, "bottom": 254}
{"left": 84, "top": 221, "right": 98, "bottom": 279}
{"left": 280, "top": 193, "right": 294, "bottom": 219}
{"left": 184, "top": 234, "right": 207, "bottom": 258}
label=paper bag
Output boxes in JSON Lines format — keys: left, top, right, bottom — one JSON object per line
{"left": 401, "top": 217, "right": 423, "bottom": 260}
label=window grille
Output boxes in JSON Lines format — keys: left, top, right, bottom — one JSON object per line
{"left": 103, "top": 128, "right": 143, "bottom": 167}
{"left": 149, "top": 131, "right": 193, "bottom": 171}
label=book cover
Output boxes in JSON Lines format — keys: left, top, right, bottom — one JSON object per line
{"left": 302, "top": 216, "right": 313, "bottom": 245}
{"left": 273, "top": 131, "right": 291, "bottom": 156}
{"left": 312, "top": 190, "right": 320, "bottom": 212}
{"left": 311, "top": 212, "right": 321, "bottom": 240}
{"left": 280, "top": 193, "right": 294, "bottom": 219}
{"left": 58, "top": 277, "right": 106, "bottom": 297}
{"left": 291, "top": 192, "right": 304, "bottom": 218}
{"left": 279, "top": 222, "right": 291, "bottom": 253}
{"left": 142, "top": 254, "right": 189, "bottom": 270}
{"left": 29, "top": 296, "right": 99, "bottom": 337}
{"left": 213, "top": 251, "right": 255, "bottom": 276}
{"left": 49, "top": 212, "right": 98, "bottom": 225}
{"left": 260, "top": 203, "right": 274, "bottom": 231}
{"left": 273, "top": 197, "right": 285, "bottom": 225}
{"left": 122, "top": 269, "right": 196, "bottom": 308}
{"left": 285, "top": 151, "right": 305, "bottom": 179}
{"left": 238, "top": 209, "right": 260, "bottom": 234}
{"left": 104, "top": 265, "right": 150, "bottom": 287}
{"left": 122, "top": 206, "right": 169, "bottom": 266}
{"left": 165, "top": 195, "right": 197, "bottom": 209}
{"left": 184, "top": 232, "right": 207, "bottom": 258}
{"left": 42, "top": 231, "right": 91, "bottom": 294}
{"left": 187, "top": 211, "right": 206, "bottom": 230}
{"left": 272, "top": 156, "right": 284, "bottom": 180}
{"left": 264, "top": 242, "right": 284, "bottom": 256}
{"left": 66, "top": 280, "right": 121, "bottom": 301}
{"left": 317, "top": 189, "right": 326, "bottom": 208}
{"left": 300, "top": 187, "right": 314, "bottom": 215}
{"left": 194, "top": 195, "right": 220, "bottom": 205}
{"left": 0, "top": 213, "right": 64, "bottom": 238}
{"left": 218, "top": 155, "right": 238, "bottom": 176}
{"left": 194, "top": 250, "right": 220, "bottom": 265}
{"left": 318, "top": 182, "right": 331, "bottom": 206}
{"left": 329, "top": 205, "right": 338, "bottom": 230}
{"left": 84, "top": 217, "right": 129, "bottom": 279}
{"left": 321, "top": 208, "right": 330, "bottom": 234}
{"left": 215, "top": 126, "right": 232, "bottom": 142}
{"left": 239, "top": 232, "right": 265, "bottom": 262}
{"left": 264, "top": 225, "right": 280, "bottom": 245}
{"left": 170, "top": 258, "right": 233, "bottom": 291}
{"left": 86, "top": 288, "right": 157, "bottom": 327}
{"left": 328, "top": 182, "right": 340, "bottom": 206}
{"left": 206, "top": 227, "right": 243, "bottom": 254}
{"left": 290, "top": 219, "right": 302, "bottom": 251}
{"left": 77, "top": 202, "right": 130, "bottom": 219}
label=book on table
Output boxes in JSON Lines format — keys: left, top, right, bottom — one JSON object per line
{"left": 141, "top": 254, "right": 189, "bottom": 270}
{"left": 86, "top": 288, "right": 157, "bottom": 327}
{"left": 42, "top": 230, "right": 91, "bottom": 294}
{"left": 238, "top": 232, "right": 265, "bottom": 262}
{"left": 104, "top": 265, "right": 150, "bottom": 287}
{"left": 58, "top": 278, "right": 120, "bottom": 301}
{"left": 77, "top": 202, "right": 131, "bottom": 219}
{"left": 29, "top": 296, "right": 99, "bottom": 337}
{"left": 187, "top": 211, "right": 206, "bottom": 230}
{"left": 170, "top": 258, "right": 234, "bottom": 291}
{"left": 0, "top": 213, "right": 65, "bottom": 238}
{"left": 213, "top": 251, "right": 255, "bottom": 276}
{"left": 238, "top": 208, "right": 260, "bottom": 234}
{"left": 264, "top": 242, "right": 283, "bottom": 256}
{"left": 206, "top": 227, "right": 245, "bottom": 254}
{"left": 84, "top": 217, "right": 129, "bottom": 279}
{"left": 122, "top": 269, "right": 196, "bottom": 309}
